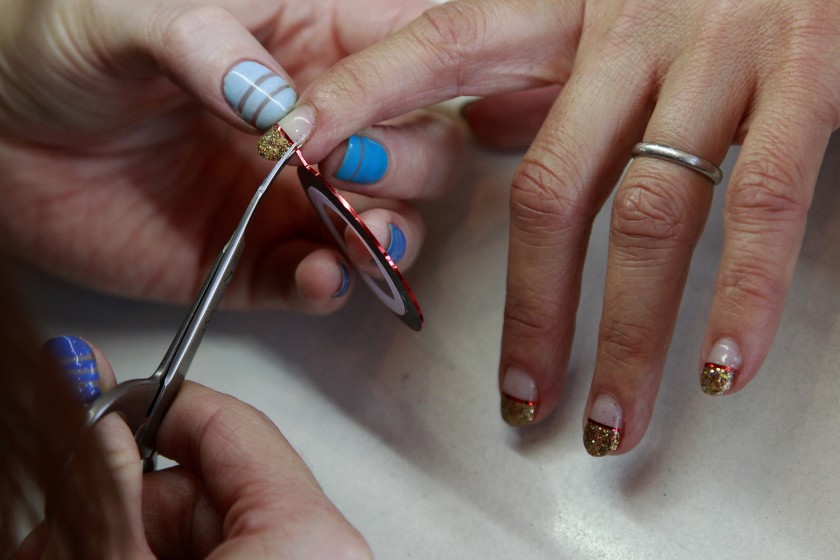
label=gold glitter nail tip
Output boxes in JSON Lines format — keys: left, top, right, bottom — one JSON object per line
{"left": 701, "top": 362, "right": 736, "bottom": 395}
{"left": 583, "top": 419, "right": 621, "bottom": 457}
{"left": 500, "top": 394, "right": 537, "bottom": 427}
{"left": 257, "top": 125, "right": 292, "bottom": 160}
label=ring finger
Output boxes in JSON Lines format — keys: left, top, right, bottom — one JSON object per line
{"left": 583, "top": 54, "right": 752, "bottom": 456}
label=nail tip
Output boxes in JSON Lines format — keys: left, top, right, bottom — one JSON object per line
{"left": 701, "top": 362, "right": 736, "bottom": 395}
{"left": 257, "top": 125, "right": 292, "bottom": 160}
{"left": 583, "top": 419, "right": 622, "bottom": 457}
{"left": 500, "top": 394, "right": 537, "bottom": 427}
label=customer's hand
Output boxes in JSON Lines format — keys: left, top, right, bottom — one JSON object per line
{"left": 290, "top": 0, "right": 840, "bottom": 454}
{"left": 0, "top": 0, "right": 460, "bottom": 314}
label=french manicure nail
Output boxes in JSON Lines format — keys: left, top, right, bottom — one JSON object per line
{"left": 277, "top": 104, "right": 315, "bottom": 145}
{"left": 257, "top": 124, "right": 292, "bottom": 160}
{"left": 223, "top": 61, "right": 297, "bottom": 130}
{"left": 583, "top": 393, "right": 623, "bottom": 457}
{"left": 701, "top": 336, "right": 741, "bottom": 395}
{"left": 335, "top": 135, "right": 388, "bottom": 184}
{"left": 500, "top": 367, "right": 538, "bottom": 426}
{"left": 386, "top": 224, "right": 406, "bottom": 264}
{"left": 333, "top": 261, "right": 351, "bottom": 298}
{"left": 42, "top": 336, "right": 101, "bottom": 405}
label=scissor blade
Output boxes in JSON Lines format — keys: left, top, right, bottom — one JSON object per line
{"left": 132, "top": 138, "right": 299, "bottom": 462}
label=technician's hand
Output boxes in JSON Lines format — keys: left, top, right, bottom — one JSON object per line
{"left": 0, "top": 0, "right": 460, "bottom": 314}
{"left": 16, "top": 336, "right": 369, "bottom": 559}
{"left": 291, "top": 0, "right": 840, "bottom": 454}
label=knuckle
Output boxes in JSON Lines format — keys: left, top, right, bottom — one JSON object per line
{"left": 717, "top": 257, "right": 785, "bottom": 313}
{"left": 152, "top": 4, "right": 229, "bottom": 54}
{"left": 727, "top": 154, "right": 811, "bottom": 227}
{"left": 409, "top": 3, "right": 489, "bottom": 84}
{"left": 611, "top": 174, "right": 692, "bottom": 248}
{"left": 599, "top": 318, "right": 660, "bottom": 371}
{"left": 510, "top": 143, "right": 592, "bottom": 242}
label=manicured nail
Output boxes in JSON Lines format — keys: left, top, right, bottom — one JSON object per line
{"left": 386, "top": 224, "right": 406, "bottom": 264}
{"left": 335, "top": 135, "right": 388, "bottom": 184}
{"left": 701, "top": 336, "right": 741, "bottom": 395}
{"left": 277, "top": 104, "right": 315, "bottom": 145}
{"left": 500, "top": 367, "right": 538, "bottom": 426}
{"left": 223, "top": 61, "right": 297, "bottom": 130}
{"left": 42, "top": 336, "right": 101, "bottom": 405}
{"left": 583, "top": 393, "right": 623, "bottom": 457}
{"left": 333, "top": 262, "right": 351, "bottom": 298}
{"left": 257, "top": 124, "right": 293, "bottom": 160}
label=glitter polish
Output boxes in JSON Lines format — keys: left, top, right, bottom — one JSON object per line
{"left": 500, "top": 368, "right": 538, "bottom": 426}
{"left": 257, "top": 124, "right": 292, "bottom": 160}
{"left": 583, "top": 393, "right": 623, "bottom": 457}
{"left": 701, "top": 336, "right": 741, "bottom": 395}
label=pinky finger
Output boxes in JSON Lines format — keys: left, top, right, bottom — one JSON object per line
{"left": 700, "top": 102, "right": 830, "bottom": 395}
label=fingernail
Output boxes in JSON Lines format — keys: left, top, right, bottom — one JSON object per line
{"left": 277, "top": 104, "right": 315, "bottom": 145}
{"left": 333, "top": 261, "right": 351, "bottom": 298}
{"left": 583, "top": 393, "right": 623, "bottom": 457}
{"left": 386, "top": 224, "right": 406, "bottom": 264}
{"left": 42, "top": 336, "right": 101, "bottom": 405}
{"left": 500, "top": 367, "right": 538, "bottom": 426}
{"left": 257, "top": 124, "right": 293, "bottom": 160}
{"left": 701, "top": 336, "right": 741, "bottom": 395}
{"left": 223, "top": 61, "right": 297, "bottom": 130}
{"left": 335, "top": 135, "right": 388, "bottom": 184}
{"left": 459, "top": 98, "right": 477, "bottom": 120}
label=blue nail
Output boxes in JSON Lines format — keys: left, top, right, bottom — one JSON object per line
{"left": 333, "top": 261, "right": 351, "bottom": 298}
{"left": 335, "top": 135, "right": 388, "bottom": 184}
{"left": 42, "top": 336, "right": 101, "bottom": 405}
{"left": 223, "top": 61, "right": 297, "bottom": 131}
{"left": 386, "top": 224, "right": 406, "bottom": 264}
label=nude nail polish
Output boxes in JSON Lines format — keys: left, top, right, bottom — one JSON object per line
{"left": 276, "top": 104, "right": 315, "bottom": 145}
{"left": 701, "top": 336, "right": 741, "bottom": 395}
{"left": 500, "top": 367, "right": 538, "bottom": 426}
{"left": 223, "top": 61, "right": 297, "bottom": 130}
{"left": 583, "top": 394, "right": 623, "bottom": 457}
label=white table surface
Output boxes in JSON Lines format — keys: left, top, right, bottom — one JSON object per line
{"left": 9, "top": 132, "right": 840, "bottom": 559}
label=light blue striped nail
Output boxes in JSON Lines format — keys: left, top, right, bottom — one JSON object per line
{"left": 333, "top": 262, "right": 351, "bottom": 298}
{"left": 223, "top": 61, "right": 297, "bottom": 131}
{"left": 335, "top": 135, "right": 388, "bottom": 184}
{"left": 386, "top": 224, "right": 406, "bottom": 264}
{"left": 42, "top": 336, "right": 101, "bottom": 405}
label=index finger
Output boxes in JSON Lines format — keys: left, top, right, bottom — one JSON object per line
{"left": 290, "top": 0, "right": 583, "bottom": 159}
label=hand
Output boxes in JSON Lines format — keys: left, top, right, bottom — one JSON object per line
{"left": 13, "top": 336, "right": 369, "bottom": 559}
{"left": 290, "top": 0, "right": 840, "bottom": 454}
{"left": 0, "top": 0, "right": 460, "bottom": 314}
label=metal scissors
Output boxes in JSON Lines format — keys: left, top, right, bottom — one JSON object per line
{"left": 85, "top": 138, "right": 299, "bottom": 472}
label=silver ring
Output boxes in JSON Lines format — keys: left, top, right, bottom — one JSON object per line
{"left": 631, "top": 142, "right": 723, "bottom": 186}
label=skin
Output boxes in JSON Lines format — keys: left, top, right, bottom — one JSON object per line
{"left": 13, "top": 343, "right": 370, "bottom": 558}
{"left": 291, "top": 0, "right": 840, "bottom": 453}
{"left": 0, "top": 0, "right": 460, "bottom": 314}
